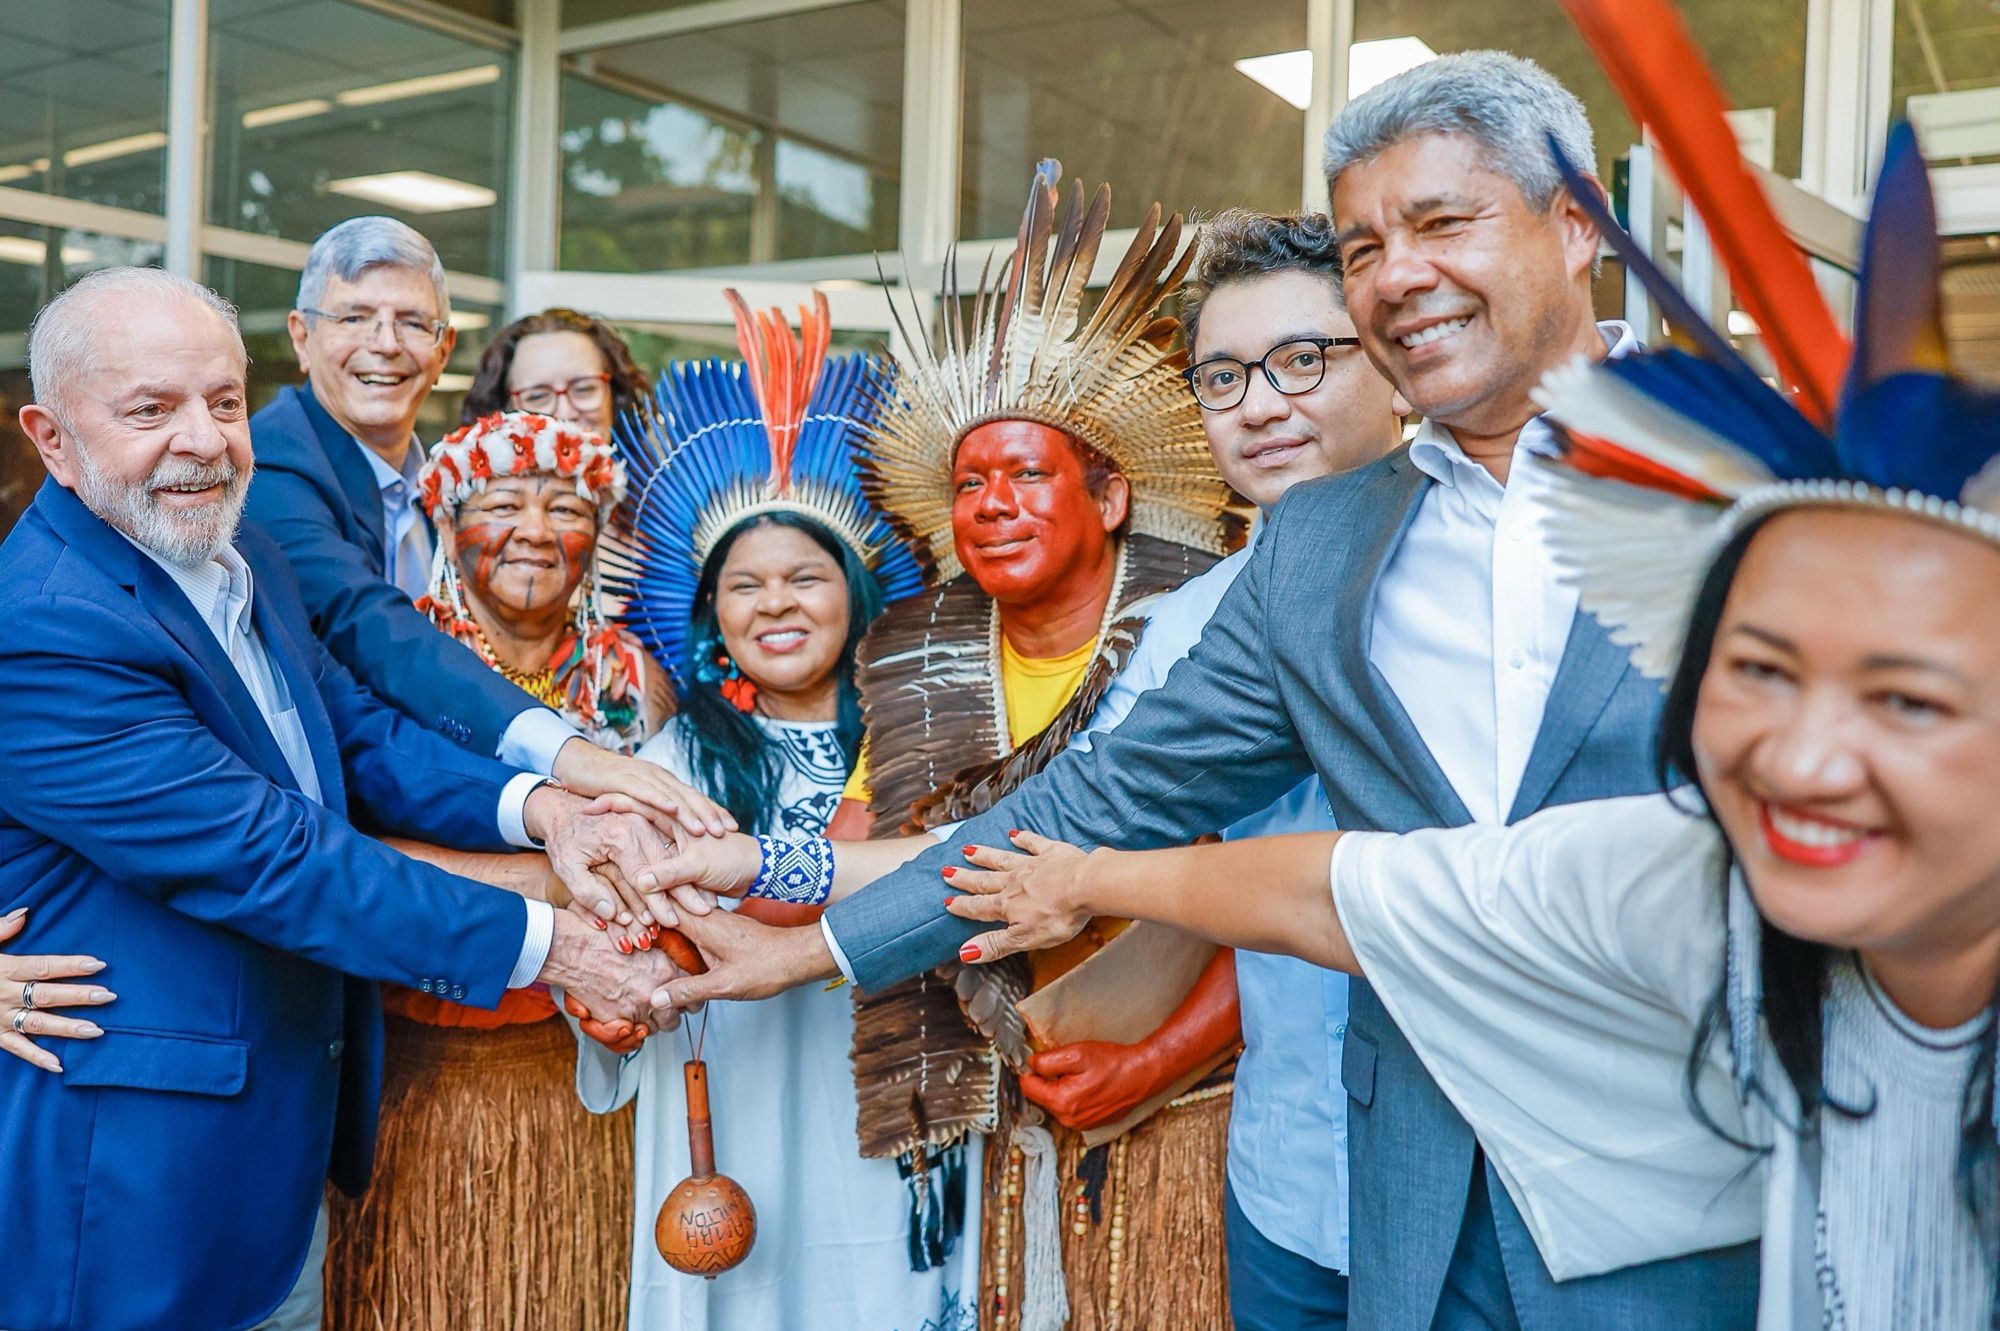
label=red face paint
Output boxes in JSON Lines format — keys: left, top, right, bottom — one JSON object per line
{"left": 455, "top": 521, "right": 514, "bottom": 599}
{"left": 951, "top": 419, "right": 1117, "bottom": 606}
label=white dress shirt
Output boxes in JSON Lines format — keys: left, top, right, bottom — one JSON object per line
{"left": 1367, "top": 321, "right": 1635, "bottom": 823}
{"left": 130, "top": 534, "right": 554, "bottom": 988}
{"left": 356, "top": 434, "right": 582, "bottom": 778}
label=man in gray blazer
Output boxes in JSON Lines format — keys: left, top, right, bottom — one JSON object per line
{"left": 664, "top": 51, "right": 1758, "bottom": 1330}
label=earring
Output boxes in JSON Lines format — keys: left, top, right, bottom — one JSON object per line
{"left": 694, "top": 637, "right": 759, "bottom": 714}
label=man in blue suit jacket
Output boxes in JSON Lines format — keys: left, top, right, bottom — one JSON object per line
{"left": 242, "top": 216, "right": 727, "bottom": 843}
{"left": 0, "top": 269, "right": 682, "bottom": 1331}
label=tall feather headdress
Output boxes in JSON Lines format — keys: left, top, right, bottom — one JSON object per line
{"left": 862, "top": 159, "right": 1232, "bottom": 581}
{"left": 614, "top": 290, "right": 927, "bottom": 689}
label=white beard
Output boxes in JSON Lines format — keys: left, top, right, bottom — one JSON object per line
{"left": 73, "top": 443, "right": 252, "bottom": 568}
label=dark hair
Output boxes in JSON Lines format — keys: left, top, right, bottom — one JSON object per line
{"left": 461, "top": 308, "right": 652, "bottom": 428}
{"left": 1180, "top": 209, "right": 1343, "bottom": 352}
{"left": 1662, "top": 513, "right": 1997, "bottom": 1221}
{"left": 679, "top": 511, "right": 884, "bottom": 833}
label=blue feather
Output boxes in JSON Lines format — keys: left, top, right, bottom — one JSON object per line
{"left": 1600, "top": 351, "right": 1838, "bottom": 481}
{"left": 614, "top": 351, "right": 923, "bottom": 690}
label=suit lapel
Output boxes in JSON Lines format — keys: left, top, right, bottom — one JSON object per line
{"left": 1507, "top": 606, "right": 1633, "bottom": 821}
{"left": 36, "top": 479, "right": 319, "bottom": 797}
{"left": 296, "top": 383, "right": 387, "bottom": 558}
{"left": 134, "top": 555, "right": 312, "bottom": 795}
{"left": 1323, "top": 457, "right": 1471, "bottom": 828}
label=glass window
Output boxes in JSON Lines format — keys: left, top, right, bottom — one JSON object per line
{"left": 612, "top": 319, "right": 881, "bottom": 372}
{"left": 0, "top": 224, "right": 166, "bottom": 539}
{"left": 1349, "top": 1, "right": 1808, "bottom": 182}
{"left": 960, "top": 0, "right": 1307, "bottom": 239}
{"left": 1895, "top": 0, "right": 2000, "bottom": 166}
{"left": 559, "top": 1, "right": 903, "bottom": 272}
{"left": 205, "top": 254, "right": 500, "bottom": 444}
{"left": 562, "top": 0, "right": 717, "bottom": 27}
{"left": 432, "top": 0, "right": 515, "bottom": 25}
{"left": 0, "top": 2, "right": 170, "bottom": 213}
{"left": 207, "top": 0, "right": 514, "bottom": 277}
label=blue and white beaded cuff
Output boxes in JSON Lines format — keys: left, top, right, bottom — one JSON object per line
{"left": 749, "top": 834, "right": 836, "bottom": 905}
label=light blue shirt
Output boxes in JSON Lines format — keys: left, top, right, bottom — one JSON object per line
{"left": 357, "top": 437, "right": 434, "bottom": 603}
{"left": 1073, "top": 529, "right": 1348, "bottom": 1272}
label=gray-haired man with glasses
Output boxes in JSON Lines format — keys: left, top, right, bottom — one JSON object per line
{"left": 246, "top": 216, "right": 734, "bottom": 851}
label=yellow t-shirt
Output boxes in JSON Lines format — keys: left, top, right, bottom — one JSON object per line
{"left": 840, "top": 634, "right": 1100, "bottom": 804}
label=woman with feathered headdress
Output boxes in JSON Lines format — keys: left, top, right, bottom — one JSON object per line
{"left": 562, "top": 292, "right": 973, "bottom": 1330}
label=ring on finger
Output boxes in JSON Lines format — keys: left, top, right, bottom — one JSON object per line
{"left": 10, "top": 1007, "right": 28, "bottom": 1034}
{"left": 20, "top": 980, "right": 37, "bottom": 1010}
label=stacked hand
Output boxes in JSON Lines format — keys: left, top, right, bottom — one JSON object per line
{"left": 551, "top": 740, "right": 736, "bottom": 840}
{"left": 538, "top": 907, "right": 687, "bottom": 1039}
{"left": 1, "top": 907, "right": 116, "bottom": 1074}
{"left": 941, "top": 829, "right": 1096, "bottom": 962}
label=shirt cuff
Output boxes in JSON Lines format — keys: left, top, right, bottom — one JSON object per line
{"left": 819, "top": 915, "right": 858, "bottom": 985}
{"left": 509, "top": 899, "right": 555, "bottom": 989}
{"left": 499, "top": 706, "right": 583, "bottom": 776}
{"left": 498, "top": 771, "right": 550, "bottom": 848}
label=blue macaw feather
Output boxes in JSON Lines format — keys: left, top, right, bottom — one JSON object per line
{"left": 613, "top": 351, "right": 922, "bottom": 690}
{"left": 1550, "top": 135, "right": 1745, "bottom": 375}
{"left": 1837, "top": 371, "right": 2000, "bottom": 500}
{"left": 1829, "top": 123, "right": 2000, "bottom": 500}
{"left": 1599, "top": 350, "right": 1838, "bottom": 481}
{"left": 1844, "top": 123, "right": 1948, "bottom": 396}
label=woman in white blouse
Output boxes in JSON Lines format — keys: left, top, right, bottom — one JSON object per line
{"left": 941, "top": 489, "right": 2000, "bottom": 1329}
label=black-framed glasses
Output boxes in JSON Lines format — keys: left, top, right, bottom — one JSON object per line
{"left": 1181, "top": 336, "right": 1362, "bottom": 411}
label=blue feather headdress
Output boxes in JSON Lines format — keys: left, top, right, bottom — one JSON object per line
{"left": 612, "top": 290, "right": 926, "bottom": 690}
{"left": 1532, "top": 122, "right": 2000, "bottom": 682}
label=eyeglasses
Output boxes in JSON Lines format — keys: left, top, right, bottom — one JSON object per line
{"left": 1181, "top": 336, "right": 1363, "bottom": 411}
{"left": 510, "top": 374, "right": 612, "bottom": 415}
{"left": 300, "top": 306, "right": 447, "bottom": 351}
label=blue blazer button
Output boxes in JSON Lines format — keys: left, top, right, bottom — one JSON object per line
{"left": 326, "top": 1039, "right": 346, "bottom": 1059}
{"left": 450, "top": 985, "right": 467, "bottom": 1000}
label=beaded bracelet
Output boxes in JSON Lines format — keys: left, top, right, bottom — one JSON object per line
{"left": 748, "top": 834, "right": 836, "bottom": 905}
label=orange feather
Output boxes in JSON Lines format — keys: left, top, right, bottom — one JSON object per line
{"left": 1560, "top": 0, "right": 1849, "bottom": 426}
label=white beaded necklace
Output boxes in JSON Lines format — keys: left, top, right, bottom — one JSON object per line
{"left": 983, "top": 541, "right": 1131, "bottom": 758}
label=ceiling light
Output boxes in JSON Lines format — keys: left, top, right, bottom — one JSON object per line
{"left": 64, "top": 131, "right": 169, "bottom": 167}
{"left": 1233, "top": 37, "right": 1438, "bottom": 111}
{"left": 0, "top": 158, "right": 49, "bottom": 184}
{"left": 243, "top": 99, "right": 333, "bottom": 129}
{"left": 447, "top": 309, "right": 490, "bottom": 331}
{"left": 0, "top": 237, "right": 95, "bottom": 267}
{"left": 327, "top": 171, "right": 496, "bottom": 213}
{"left": 335, "top": 65, "right": 501, "bottom": 108}
{"left": 1349, "top": 37, "right": 1438, "bottom": 100}
{"left": 1234, "top": 51, "right": 1313, "bottom": 111}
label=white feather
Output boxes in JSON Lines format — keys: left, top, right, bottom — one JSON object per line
{"left": 1544, "top": 464, "right": 1730, "bottom": 680}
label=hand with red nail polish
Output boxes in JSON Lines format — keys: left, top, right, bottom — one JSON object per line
{"left": 938, "top": 827, "right": 1097, "bottom": 964}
